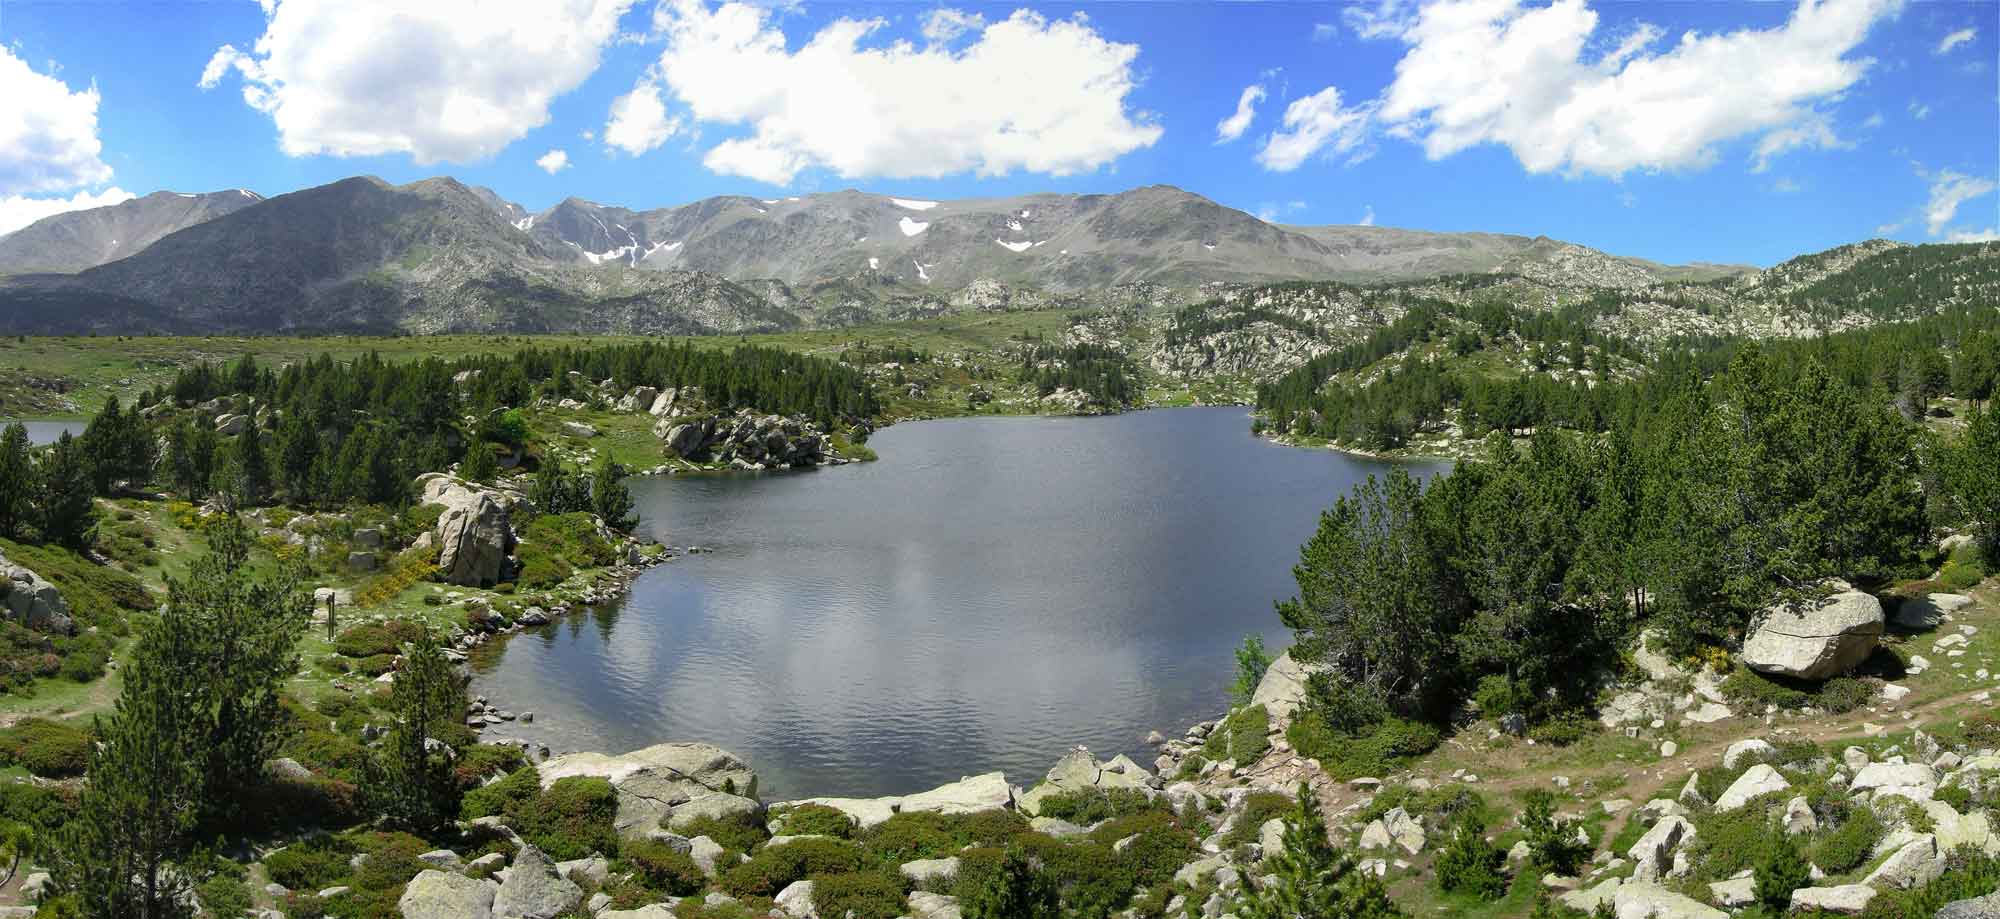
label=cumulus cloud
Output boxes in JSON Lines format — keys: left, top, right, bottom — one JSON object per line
{"left": 1925, "top": 170, "right": 1997, "bottom": 237}
{"left": 537, "top": 149, "right": 571, "bottom": 174}
{"left": 0, "top": 187, "right": 135, "bottom": 238}
{"left": 1937, "top": 27, "right": 1975, "bottom": 54}
{"left": 198, "top": 0, "right": 633, "bottom": 164}
{"left": 1345, "top": 0, "right": 1418, "bottom": 39}
{"left": 1375, "top": 0, "right": 1899, "bottom": 178}
{"left": 1255, "top": 86, "right": 1373, "bottom": 172}
{"left": 0, "top": 46, "right": 115, "bottom": 196}
{"left": 604, "top": 84, "right": 680, "bottom": 155}
{"left": 1357, "top": 204, "right": 1376, "bottom": 225}
{"left": 1215, "top": 84, "right": 1266, "bottom": 144}
{"left": 634, "top": 0, "right": 1161, "bottom": 184}
{"left": 922, "top": 9, "right": 984, "bottom": 45}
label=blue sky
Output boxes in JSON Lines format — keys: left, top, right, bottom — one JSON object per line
{"left": 1, "top": 0, "right": 1994, "bottom": 267}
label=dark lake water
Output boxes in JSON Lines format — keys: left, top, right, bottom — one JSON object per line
{"left": 471, "top": 406, "right": 1443, "bottom": 799}
{"left": 1, "top": 421, "right": 87, "bottom": 445}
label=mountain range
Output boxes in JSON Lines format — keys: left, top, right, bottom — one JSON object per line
{"left": 0, "top": 174, "right": 1968, "bottom": 336}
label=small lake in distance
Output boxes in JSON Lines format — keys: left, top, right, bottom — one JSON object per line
{"left": 472, "top": 406, "right": 1445, "bottom": 798}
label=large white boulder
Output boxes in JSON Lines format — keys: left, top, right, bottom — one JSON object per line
{"left": 399, "top": 871, "right": 497, "bottom": 919}
{"left": 420, "top": 474, "right": 515, "bottom": 588}
{"left": 1628, "top": 817, "right": 1694, "bottom": 882}
{"left": 1715, "top": 764, "right": 1791, "bottom": 811}
{"left": 1742, "top": 586, "right": 1883, "bottom": 680}
{"left": 0, "top": 551, "right": 74, "bottom": 635}
{"left": 1611, "top": 880, "right": 1728, "bottom": 919}
{"left": 1722, "top": 740, "right": 1777, "bottom": 770}
{"left": 1790, "top": 885, "right": 1876, "bottom": 914}
{"left": 779, "top": 773, "right": 1014, "bottom": 831}
{"left": 493, "top": 845, "right": 582, "bottom": 919}
{"left": 1863, "top": 834, "right": 1943, "bottom": 890}
{"left": 1851, "top": 763, "right": 1938, "bottom": 802}
{"left": 1249, "top": 651, "right": 1324, "bottom": 725}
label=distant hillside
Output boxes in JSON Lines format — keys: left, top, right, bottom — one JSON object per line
{"left": 6, "top": 173, "right": 1988, "bottom": 339}
{"left": 0, "top": 189, "right": 262, "bottom": 274}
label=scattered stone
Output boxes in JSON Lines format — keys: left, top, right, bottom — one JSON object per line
{"left": 398, "top": 871, "right": 497, "bottom": 919}
{"left": 1790, "top": 884, "right": 1877, "bottom": 914}
{"left": 1722, "top": 739, "right": 1777, "bottom": 769}
{"left": 493, "top": 844, "right": 582, "bottom": 919}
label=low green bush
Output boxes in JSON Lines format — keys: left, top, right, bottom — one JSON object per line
{"left": 680, "top": 812, "right": 769, "bottom": 856}
{"left": 1033, "top": 787, "right": 1160, "bottom": 825}
{"left": 810, "top": 870, "right": 907, "bottom": 919}
{"left": 775, "top": 803, "right": 857, "bottom": 838}
{"left": 1220, "top": 792, "right": 1292, "bottom": 849}
{"left": 861, "top": 812, "right": 962, "bottom": 864}
{"left": 518, "top": 776, "right": 620, "bottom": 860}
{"left": 720, "top": 838, "right": 867, "bottom": 898}
{"left": 1720, "top": 666, "right": 1872, "bottom": 714}
{"left": 620, "top": 837, "right": 707, "bottom": 896}
{"left": 1015, "top": 835, "right": 1136, "bottom": 919}
{"left": 1811, "top": 804, "right": 1884, "bottom": 874}
{"left": 454, "top": 744, "right": 528, "bottom": 790}
{"left": 1856, "top": 850, "right": 2000, "bottom": 918}
{"left": 1088, "top": 811, "right": 1196, "bottom": 885}
{"left": 1288, "top": 712, "right": 1441, "bottom": 779}
{"left": 515, "top": 512, "right": 617, "bottom": 589}
{"left": 0, "top": 717, "right": 91, "bottom": 777}
{"left": 264, "top": 834, "right": 357, "bottom": 892}
{"left": 1200, "top": 705, "right": 1271, "bottom": 764}
{"left": 347, "top": 831, "right": 433, "bottom": 891}
{"left": 1526, "top": 711, "right": 1599, "bottom": 746}
{"left": 461, "top": 765, "right": 540, "bottom": 820}
{"left": 1689, "top": 802, "right": 1779, "bottom": 881}
{"left": 333, "top": 622, "right": 412, "bottom": 658}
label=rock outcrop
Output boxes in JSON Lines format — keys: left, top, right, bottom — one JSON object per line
{"left": 656, "top": 411, "right": 827, "bottom": 468}
{"left": 538, "top": 743, "right": 759, "bottom": 840}
{"left": 1742, "top": 585, "right": 1883, "bottom": 680}
{"left": 399, "top": 871, "right": 498, "bottom": 919}
{"left": 1016, "top": 748, "right": 1154, "bottom": 815}
{"left": 420, "top": 475, "right": 516, "bottom": 588}
{"left": 1249, "top": 650, "right": 1324, "bottom": 725}
{"left": 0, "top": 552, "right": 74, "bottom": 635}
{"left": 782, "top": 773, "right": 1015, "bottom": 829}
{"left": 492, "top": 844, "right": 582, "bottom": 919}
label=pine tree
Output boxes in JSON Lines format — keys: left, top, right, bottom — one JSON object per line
{"left": 1239, "top": 783, "right": 1405, "bottom": 919}
{"left": 1755, "top": 832, "right": 1810, "bottom": 911}
{"left": 1519, "top": 791, "right": 1588, "bottom": 877}
{"left": 961, "top": 846, "right": 1058, "bottom": 919}
{"left": 1232, "top": 634, "right": 1272, "bottom": 704}
{"left": 370, "top": 628, "right": 465, "bottom": 834}
{"left": 169, "top": 515, "right": 309, "bottom": 829}
{"left": 461, "top": 441, "right": 499, "bottom": 484}
{"left": 1433, "top": 814, "right": 1508, "bottom": 899}
{"left": 233, "top": 421, "right": 271, "bottom": 507}
{"left": 1947, "top": 398, "right": 2000, "bottom": 561}
{"left": 275, "top": 411, "right": 319, "bottom": 506}
{"left": 0, "top": 423, "right": 33, "bottom": 540}
{"left": 38, "top": 432, "right": 97, "bottom": 549}
{"left": 591, "top": 456, "right": 636, "bottom": 532}
{"left": 52, "top": 579, "right": 208, "bottom": 919}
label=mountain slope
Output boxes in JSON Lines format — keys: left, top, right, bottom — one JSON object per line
{"left": 521, "top": 184, "right": 1755, "bottom": 293}
{"left": 0, "top": 176, "right": 794, "bottom": 335}
{"left": 0, "top": 189, "right": 263, "bottom": 274}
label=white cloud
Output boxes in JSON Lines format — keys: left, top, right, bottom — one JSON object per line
{"left": 1375, "top": 0, "right": 1899, "bottom": 178}
{"left": 1937, "top": 27, "right": 1976, "bottom": 54}
{"left": 1862, "top": 111, "right": 1884, "bottom": 128}
{"left": 1771, "top": 177, "right": 1803, "bottom": 192}
{"left": 0, "top": 187, "right": 135, "bottom": 238}
{"left": 1255, "top": 86, "right": 1373, "bottom": 172}
{"left": 1751, "top": 113, "right": 1850, "bottom": 172}
{"left": 1909, "top": 101, "right": 1931, "bottom": 119}
{"left": 1357, "top": 204, "right": 1376, "bottom": 226}
{"left": 1947, "top": 227, "right": 1999, "bottom": 242}
{"left": 639, "top": 0, "right": 1161, "bottom": 184}
{"left": 1312, "top": 22, "right": 1340, "bottom": 41}
{"left": 1345, "top": 0, "right": 1418, "bottom": 39}
{"left": 604, "top": 84, "right": 681, "bottom": 155}
{"left": 1215, "top": 84, "right": 1266, "bottom": 144}
{"left": 922, "top": 9, "right": 984, "bottom": 45}
{"left": 1253, "top": 200, "right": 1307, "bottom": 222}
{"left": 0, "top": 46, "right": 115, "bottom": 196}
{"left": 1925, "top": 170, "right": 1997, "bottom": 236}
{"left": 536, "top": 149, "right": 571, "bottom": 174}
{"left": 199, "top": 0, "right": 633, "bottom": 164}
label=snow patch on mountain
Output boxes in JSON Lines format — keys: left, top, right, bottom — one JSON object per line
{"left": 899, "top": 217, "right": 930, "bottom": 237}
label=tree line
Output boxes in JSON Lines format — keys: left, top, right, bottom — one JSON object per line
{"left": 1277, "top": 342, "right": 1992, "bottom": 750}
